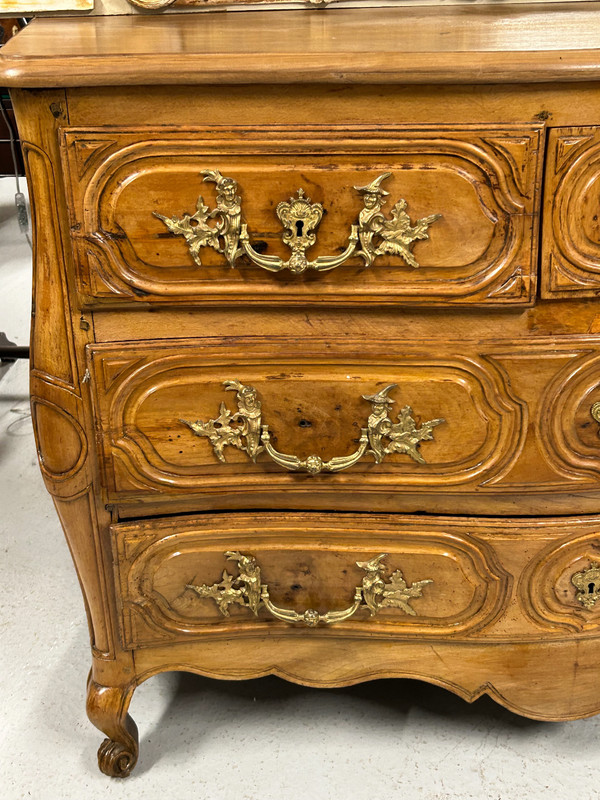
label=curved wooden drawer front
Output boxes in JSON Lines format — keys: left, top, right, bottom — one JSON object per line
{"left": 61, "top": 124, "right": 543, "bottom": 306}
{"left": 111, "top": 513, "right": 511, "bottom": 649}
{"left": 112, "top": 512, "right": 600, "bottom": 651}
{"left": 525, "top": 531, "right": 600, "bottom": 633}
{"left": 88, "top": 334, "right": 600, "bottom": 510}
{"left": 542, "top": 126, "right": 600, "bottom": 297}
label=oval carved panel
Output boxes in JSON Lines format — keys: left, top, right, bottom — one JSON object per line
{"left": 542, "top": 127, "right": 600, "bottom": 297}
{"left": 61, "top": 124, "right": 543, "bottom": 306}
{"left": 31, "top": 397, "right": 87, "bottom": 481}
{"left": 524, "top": 531, "right": 600, "bottom": 633}
{"left": 538, "top": 349, "right": 600, "bottom": 481}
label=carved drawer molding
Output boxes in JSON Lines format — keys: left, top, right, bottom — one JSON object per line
{"left": 523, "top": 531, "right": 600, "bottom": 633}
{"left": 87, "top": 335, "right": 527, "bottom": 504}
{"left": 61, "top": 124, "right": 543, "bottom": 306}
{"left": 88, "top": 334, "right": 600, "bottom": 507}
{"left": 111, "top": 512, "right": 510, "bottom": 650}
{"left": 542, "top": 126, "right": 600, "bottom": 297}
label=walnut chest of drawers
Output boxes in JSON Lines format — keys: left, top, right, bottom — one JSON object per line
{"left": 6, "top": 4, "right": 600, "bottom": 777}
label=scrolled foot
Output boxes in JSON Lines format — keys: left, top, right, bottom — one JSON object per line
{"left": 87, "top": 675, "right": 139, "bottom": 778}
{"left": 98, "top": 736, "right": 138, "bottom": 778}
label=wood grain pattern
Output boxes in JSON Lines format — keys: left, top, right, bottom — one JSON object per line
{"left": 525, "top": 530, "right": 600, "bottom": 633}
{"left": 85, "top": 334, "right": 600, "bottom": 511}
{"left": 12, "top": 89, "right": 120, "bottom": 659}
{"left": 542, "top": 126, "right": 600, "bottom": 297}
{"left": 6, "top": 7, "right": 600, "bottom": 87}
{"left": 119, "top": 0, "right": 600, "bottom": 10}
{"left": 61, "top": 83, "right": 600, "bottom": 130}
{"left": 61, "top": 125, "right": 543, "bottom": 307}
{"left": 86, "top": 675, "right": 138, "bottom": 779}
{"left": 89, "top": 301, "right": 600, "bottom": 344}
{"left": 131, "top": 635, "right": 600, "bottom": 722}
{"left": 122, "top": 513, "right": 600, "bottom": 722}
{"left": 112, "top": 513, "right": 510, "bottom": 649}
{"left": 87, "top": 335, "right": 523, "bottom": 501}
{"left": 10, "top": 8, "right": 600, "bottom": 775}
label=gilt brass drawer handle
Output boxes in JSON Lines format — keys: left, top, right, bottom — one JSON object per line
{"left": 185, "top": 551, "right": 433, "bottom": 627}
{"left": 181, "top": 381, "right": 444, "bottom": 474}
{"left": 155, "top": 170, "right": 441, "bottom": 274}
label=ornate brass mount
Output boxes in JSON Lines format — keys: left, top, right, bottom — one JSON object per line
{"left": 184, "top": 551, "right": 433, "bottom": 627}
{"left": 181, "top": 381, "right": 444, "bottom": 475}
{"left": 571, "top": 562, "right": 600, "bottom": 609}
{"left": 155, "top": 169, "right": 441, "bottom": 274}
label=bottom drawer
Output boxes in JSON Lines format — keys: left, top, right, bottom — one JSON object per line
{"left": 111, "top": 512, "right": 600, "bottom": 650}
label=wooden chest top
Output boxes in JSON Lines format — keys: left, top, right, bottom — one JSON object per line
{"left": 4, "top": 4, "right": 600, "bottom": 87}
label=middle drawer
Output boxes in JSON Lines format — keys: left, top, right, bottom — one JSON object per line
{"left": 88, "top": 334, "right": 600, "bottom": 513}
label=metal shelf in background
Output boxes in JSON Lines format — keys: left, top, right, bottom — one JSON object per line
{"left": 0, "top": 332, "right": 28, "bottom": 362}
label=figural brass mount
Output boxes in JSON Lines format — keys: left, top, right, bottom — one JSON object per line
{"left": 181, "top": 380, "right": 445, "bottom": 475}
{"left": 155, "top": 169, "right": 441, "bottom": 274}
{"left": 184, "top": 551, "right": 433, "bottom": 627}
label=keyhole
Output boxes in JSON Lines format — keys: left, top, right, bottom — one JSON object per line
{"left": 295, "top": 220, "right": 304, "bottom": 237}
{"left": 589, "top": 582, "right": 596, "bottom": 594}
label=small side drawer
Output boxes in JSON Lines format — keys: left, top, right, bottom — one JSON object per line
{"left": 61, "top": 123, "right": 543, "bottom": 307}
{"left": 111, "top": 512, "right": 511, "bottom": 649}
{"left": 542, "top": 126, "right": 600, "bottom": 297}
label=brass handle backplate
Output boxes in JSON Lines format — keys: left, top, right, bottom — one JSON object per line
{"left": 181, "top": 380, "right": 445, "bottom": 474}
{"left": 185, "top": 551, "right": 433, "bottom": 627}
{"left": 155, "top": 169, "right": 441, "bottom": 274}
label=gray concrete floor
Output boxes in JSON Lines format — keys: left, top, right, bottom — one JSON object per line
{"left": 1, "top": 176, "right": 599, "bottom": 798}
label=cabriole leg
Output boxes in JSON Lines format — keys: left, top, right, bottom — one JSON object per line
{"left": 86, "top": 674, "right": 139, "bottom": 778}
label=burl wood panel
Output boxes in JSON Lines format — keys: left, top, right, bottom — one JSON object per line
{"left": 542, "top": 126, "right": 600, "bottom": 297}
{"left": 61, "top": 125, "right": 543, "bottom": 306}
{"left": 87, "top": 334, "right": 600, "bottom": 511}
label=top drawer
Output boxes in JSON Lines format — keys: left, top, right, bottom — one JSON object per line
{"left": 60, "top": 124, "right": 543, "bottom": 307}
